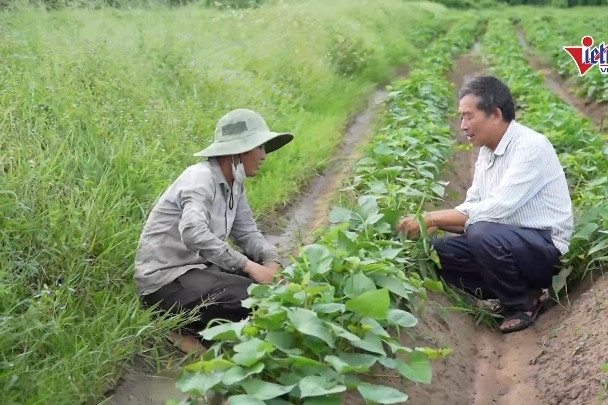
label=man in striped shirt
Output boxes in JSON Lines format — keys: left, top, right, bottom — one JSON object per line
{"left": 398, "top": 76, "right": 573, "bottom": 333}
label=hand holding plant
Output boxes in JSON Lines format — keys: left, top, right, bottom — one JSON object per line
{"left": 397, "top": 215, "right": 437, "bottom": 238}
{"left": 244, "top": 261, "right": 281, "bottom": 284}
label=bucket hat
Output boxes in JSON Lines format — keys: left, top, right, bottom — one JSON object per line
{"left": 194, "top": 109, "right": 293, "bottom": 157}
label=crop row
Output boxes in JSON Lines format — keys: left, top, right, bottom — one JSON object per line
{"left": 481, "top": 16, "right": 608, "bottom": 289}
{"left": 174, "top": 16, "right": 483, "bottom": 405}
{"left": 517, "top": 10, "right": 608, "bottom": 103}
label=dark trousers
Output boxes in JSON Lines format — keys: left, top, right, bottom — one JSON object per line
{"left": 431, "top": 221, "right": 561, "bottom": 312}
{"left": 141, "top": 265, "right": 253, "bottom": 335}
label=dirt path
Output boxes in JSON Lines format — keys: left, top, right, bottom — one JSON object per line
{"left": 265, "top": 88, "right": 389, "bottom": 255}
{"left": 515, "top": 27, "right": 608, "bottom": 132}
{"left": 105, "top": 85, "right": 391, "bottom": 405}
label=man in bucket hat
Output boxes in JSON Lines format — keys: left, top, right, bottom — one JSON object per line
{"left": 134, "top": 109, "right": 293, "bottom": 353}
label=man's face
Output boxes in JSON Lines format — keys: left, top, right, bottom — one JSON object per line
{"left": 241, "top": 145, "right": 266, "bottom": 177}
{"left": 458, "top": 94, "right": 498, "bottom": 148}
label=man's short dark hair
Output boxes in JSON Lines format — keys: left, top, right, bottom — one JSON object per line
{"left": 458, "top": 76, "right": 515, "bottom": 122}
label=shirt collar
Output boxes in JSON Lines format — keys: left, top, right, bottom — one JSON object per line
{"left": 493, "top": 120, "right": 518, "bottom": 156}
{"left": 207, "top": 158, "right": 229, "bottom": 186}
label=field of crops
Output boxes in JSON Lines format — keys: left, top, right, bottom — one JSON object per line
{"left": 1, "top": 0, "right": 608, "bottom": 404}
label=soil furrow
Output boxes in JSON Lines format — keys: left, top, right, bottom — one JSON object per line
{"left": 265, "top": 88, "right": 390, "bottom": 256}
{"left": 515, "top": 27, "right": 608, "bottom": 132}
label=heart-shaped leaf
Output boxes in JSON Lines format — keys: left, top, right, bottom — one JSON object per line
{"left": 345, "top": 288, "right": 390, "bottom": 319}
{"left": 287, "top": 308, "right": 334, "bottom": 348}
{"left": 357, "top": 383, "right": 408, "bottom": 404}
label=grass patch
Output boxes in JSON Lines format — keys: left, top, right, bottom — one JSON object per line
{"left": 0, "top": 0, "right": 452, "bottom": 402}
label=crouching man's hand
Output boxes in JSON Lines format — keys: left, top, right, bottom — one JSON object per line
{"left": 244, "top": 260, "right": 281, "bottom": 284}
{"left": 397, "top": 215, "right": 436, "bottom": 238}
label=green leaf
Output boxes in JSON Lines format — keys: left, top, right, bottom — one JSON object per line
{"left": 357, "top": 383, "right": 408, "bottom": 404}
{"left": 361, "top": 317, "right": 390, "bottom": 338}
{"left": 572, "top": 222, "right": 598, "bottom": 240}
{"left": 373, "top": 144, "right": 393, "bottom": 155}
{"left": 588, "top": 238, "right": 608, "bottom": 255}
{"left": 365, "top": 213, "right": 385, "bottom": 225}
{"left": 380, "top": 247, "right": 402, "bottom": 259}
{"left": 601, "top": 363, "right": 608, "bottom": 372}
{"left": 396, "top": 351, "right": 432, "bottom": 384}
{"left": 254, "top": 307, "right": 287, "bottom": 330}
{"left": 415, "top": 346, "right": 452, "bottom": 359}
{"left": 302, "top": 244, "right": 334, "bottom": 275}
{"left": 326, "top": 322, "right": 361, "bottom": 342}
{"left": 222, "top": 363, "right": 265, "bottom": 385}
{"left": 299, "top": 376, "right": 347, "bottom": 398}
{"left": 552, "top": 266, "right": 572, "bottom": 295}
{"left": 350, "top": 332, "right": 386, "bottom": 356}
{"left": 379, "top": 208, "right": 402, "bottom": 231}
{"left": 185, "top": 358, "right": 234, "bottom": 373}
{"left": 265, "top": 331, "right": 301, "bottom": 354}
{"left": 345, "top": 288, "right": 390, "bottom": 319}
{"left": 374, "top": 275, "right": 417, "bottom": 298}
{"left": 303, "top": 396, "right": 343, "bottom": 405}
{"left": 287, "top": 308, "right": 335, "bottom": 348}
{"left": 344, "top": 272, "right": 376, "bottom": 298}
{"left": 369, "top": 181, "right": 388, "bottom": 194}
{"left": 234, "top": 338, "right": 271, "bottom": 353}
{"left": 231, "top": 338, "right": 274, "bottom": 367}
{"left": 201, "top": 320, "right": 247, "bottom": 341}
{"left": 228, "top": 395, "right": 266, "bottom": 405}
{"left": 286, "top": 354, "right": 325, "bottom": 367}
{"left": 232, "top": 350, "right": 266, "bottom": 367}
{"left": 358, "top": 195, "right": 379, "bottom": 219}
{"left": 176, "top": 372, "right": 223, "bottom": 396}
{"left": 387, "top": 309, "right": 418, "bottom": 328}
{"left": 325, "top": 352, "right": 378, "bottom": 373}
{"left": 328, "top": 206, "right": 352, "bottom": 223}
{"left": 587, "top": 176, "right": 607, "bottom": 187}
{"left": 422, "top": 278, "right": 444, "bottom": 292}
{"left": 378, "top": 357, "right": 396, "bottom": 369}
{"left": 240, "top": 379, "right": 295, "bottom": 400}
{"left": 337, "top": 231, "right": 358, "bottom": 254}
{"left": 312, "top": 303, "right": 346, "bottom": 314}
{"left": 267, "top": 400, "right": 292, "bottom": 405}
{"left": 430, "top": 183, "right": 445, "bottom": 197}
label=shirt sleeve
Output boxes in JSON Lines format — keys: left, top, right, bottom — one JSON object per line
{"left": 462, "top": 143, "right": 547, "bottom": 225}
{"left": 178, "top": 177, "right": 248, "bottom": 272}
{"left": 230, "top": 187, "right": 281, "bottom": 265}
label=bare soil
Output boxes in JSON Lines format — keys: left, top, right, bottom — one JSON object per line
{"left": 265, "top": 88, "right": 390, "bottom": 256}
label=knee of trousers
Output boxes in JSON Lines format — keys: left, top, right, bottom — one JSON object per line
{"left": 466, "top": 222, "right": 503, "bottom": 251}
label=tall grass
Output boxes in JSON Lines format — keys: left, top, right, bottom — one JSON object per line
{"left": 0, "top": 0, "right": 450, "bottom": 402}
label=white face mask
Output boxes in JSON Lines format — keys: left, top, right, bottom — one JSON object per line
{"left": 231, "top": 158, "right": 246, "bottom": 184}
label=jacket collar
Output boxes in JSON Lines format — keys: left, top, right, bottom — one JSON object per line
{"left": 208, "top": 158, "right": 229, "bottom": 186}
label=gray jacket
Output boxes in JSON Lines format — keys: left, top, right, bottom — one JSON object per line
{"left": 134, "top": 159, "right": 280, "bottom": 296}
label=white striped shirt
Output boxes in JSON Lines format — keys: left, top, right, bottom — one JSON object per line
{"left": 455, "top": 120, "right": 573, "bottom": 254}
